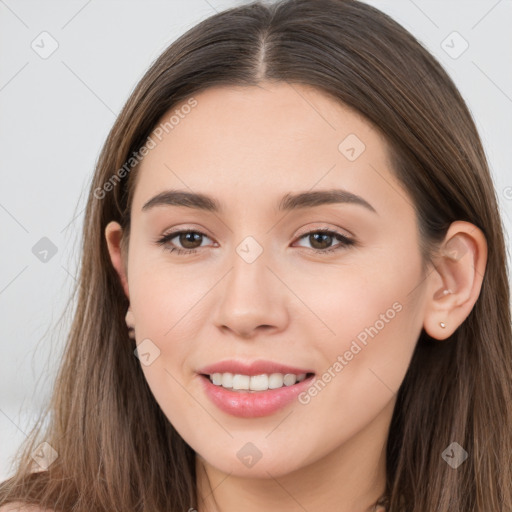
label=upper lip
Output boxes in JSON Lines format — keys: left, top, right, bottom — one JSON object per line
{"left": 197, "top": 359, "right": 315, "bottom": 376}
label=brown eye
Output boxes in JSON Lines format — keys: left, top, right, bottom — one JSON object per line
{"left": 156, "top": 230, "right": 213, "bottom": 255}
{"left": 309, "top": 232, "right": 334, "bottom": 250}
{"left": 294, "top": 229, "right": 355, "bottom": 254}
{"left": 178, "top": 231, "right": 204, "bottom": 249}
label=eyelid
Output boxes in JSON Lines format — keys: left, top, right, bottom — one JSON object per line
{"left": 159, "top": 225, "right": 214, "bottom": 240}
{"left": 294, "top": 223, "right": 354, "bottom": 240}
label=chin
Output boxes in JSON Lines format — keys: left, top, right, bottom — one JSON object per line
{"left": 197, "top": 444, "right": 309, "bottom": 479}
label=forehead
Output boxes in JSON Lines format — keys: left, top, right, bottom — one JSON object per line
{"left": 131, "top": 82, "right": 409, "bottom": 218}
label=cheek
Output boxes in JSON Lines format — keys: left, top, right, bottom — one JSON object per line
{"left": 298, "top": 256, "right": 420, "bottom": 350}
{"left": 127, "top": 254, "right": 212, "bottom": 437}
{"left": 127, "top": 244, "right": 209, "bottom": 337}
{"left": 127, "top": 250, "right": 223, "bottom": 399}
{"left": 308, "top": 251, "right": 424, "bottom": 399}
{"left": 315, "top": 291, "right": 413, "bottom": 401}
{"left": 293, "top": 291, "right": 419, "bottom": 460}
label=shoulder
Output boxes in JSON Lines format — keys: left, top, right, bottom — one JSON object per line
{"left": 0, "top": 503, "right": 53, "bottom": 512}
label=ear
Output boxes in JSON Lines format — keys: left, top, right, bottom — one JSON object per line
{"left": 105, "top": 220, "right": 130, "bottom": 299}
{"left": 423, "top": 220, "right": 487, "bottom": 340}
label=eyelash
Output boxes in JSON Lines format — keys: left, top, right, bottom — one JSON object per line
{"left": 155, "top": 228, "right": 356, "bottom": 256}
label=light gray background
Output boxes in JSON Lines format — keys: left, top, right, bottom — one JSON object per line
{"left": 1, "top": 0, "right": 511, "bottom": 481}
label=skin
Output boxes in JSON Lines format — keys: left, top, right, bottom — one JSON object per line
{"left": 105, "top": 82, "right": 487, "bottom": 512}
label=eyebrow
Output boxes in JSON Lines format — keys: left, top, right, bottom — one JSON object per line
{"left": 141, "top": 189, "right": 377, "bottom": 214}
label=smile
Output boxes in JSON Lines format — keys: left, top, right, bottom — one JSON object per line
{"left": 198, "top": 372, "right": 316, "bottom": 418}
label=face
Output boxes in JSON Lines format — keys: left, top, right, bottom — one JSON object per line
{"left": 111, "top": 82, "right": 430, "bottom": 478}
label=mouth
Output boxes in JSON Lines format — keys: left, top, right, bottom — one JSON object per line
{"left": 198, "top": 371, "right": 316, "bottom": 418}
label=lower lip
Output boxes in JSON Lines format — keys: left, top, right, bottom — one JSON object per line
{"left": 198, "top": 374, "right": 316, "bottom": 418}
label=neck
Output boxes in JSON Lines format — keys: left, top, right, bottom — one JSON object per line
{"left": 195, "top": 398, "right": 394, "bottom": 512}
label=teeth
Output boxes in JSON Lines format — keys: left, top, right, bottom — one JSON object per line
{"left": 209, "top": 372, "right": 308, "bottom": 391}
{"left": 268, "top": 373, "right": 283, "bottom": 389}
{"left": 250, "top": 374, "right": 269, "bottom": 391}
{"left": 232, "top": 374, "right": 250, "bottom": 390}
{"left": 221, "top": 373, "right": 233, "bottom": 388}
{"left": 283, "top": 373, "right": 297, "bottom": 386}
{"left": 211, "top": 373, "right": 223, "bottom": 385}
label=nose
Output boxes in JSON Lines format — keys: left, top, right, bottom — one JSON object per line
{"left": 213, "top": 245, "right": 289, "bottom": 339}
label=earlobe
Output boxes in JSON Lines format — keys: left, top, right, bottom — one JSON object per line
{"left": 125, "top": 306, "right": 136, "bottom": 339}
{"left": 423, "top": 221, "right": 487, "bottom": 340}
{"left": 105, "top": 220, "right": 130, "bottom": 299}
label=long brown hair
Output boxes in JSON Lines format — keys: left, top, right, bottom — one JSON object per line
{"left": 1, "top": 0, "right": 511, "bottom": 510}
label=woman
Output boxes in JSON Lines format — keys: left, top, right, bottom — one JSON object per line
{"left": 1, "top": 0, "right": 511, "bottom": 510}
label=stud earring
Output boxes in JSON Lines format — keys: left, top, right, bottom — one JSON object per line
{"left": 125, "top": 306, "right": 136, "bottom": 340}
{"left": 439, "top": 322, "right": 446, "bottom": 328}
